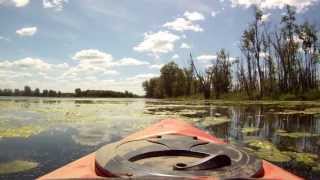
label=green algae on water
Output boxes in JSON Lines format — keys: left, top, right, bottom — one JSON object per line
{"left": 277, "top": 131, "right": 320, "bottom": 138}
{"left": 303, "top": 107, "right": 320, "bottom": 114}
{"left": 201, "top": 116, "right": 230, "bottom": 126}
{"left": 275, "top": 129, "right": 287, "bottom": 134}
{"left": 0, "top": 160, "right": 38, "bottom": 174}
{"left": 0, "top": 125, "right": 45, "bottom": 138}
{"left": 283, "top": 151, "right": 319, "bottom": 167}
{"left": 245, "top": 139, "right": 291, "bottom": 163}
{"left": 246, "top": 139, "right": 275, "bottom": 150}
{"left": 241, "top": 127, "right": 260, "bottom": 134}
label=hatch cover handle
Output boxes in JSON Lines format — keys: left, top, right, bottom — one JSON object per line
{"left": 173, "top": 154, "right": 231, "bottom": 171}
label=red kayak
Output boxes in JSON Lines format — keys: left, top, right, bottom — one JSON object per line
{"left": 38, "top": 119, "right": 302, "bottom": 179}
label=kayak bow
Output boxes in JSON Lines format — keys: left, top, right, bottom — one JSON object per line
{"left": 38, "top": 119, "right": 302, "bottom": 179}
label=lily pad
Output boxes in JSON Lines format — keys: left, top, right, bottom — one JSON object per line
{"left": 283, "top": 151, "right": 318, "bottom": 167}
{"left": 201, "top": 116, "right": 230, "bottom": 126}
{"left": 178, "top": 109, "right": 207, "bottom": 117}
{"left": 303, "top": 107, "right": 320, "bottom": 114}
{"left": 0, "top": 160, "right": 38, "bottom": 174}
{"left": 312, "top": 164, "right": 320, "bottom": 172}
{"left": 277, "top": 132, "right": 320, "bottom": 138}
{"left": 275, "top": 129, "right": 287, "bottom": 134}
{"left": 0, "top": 125, "right": 45, "bottom": 138}
{"left": 241, "top": 127, "right": 260, "bottom": 134}
{"left": 246, "top": 139, "right": 276, "bottom": 151}
{"left": 254, "top": 150, "right": 291, "bottom": 163}
{"left": 245, "top": 139, "right": 291, "bottom": 163}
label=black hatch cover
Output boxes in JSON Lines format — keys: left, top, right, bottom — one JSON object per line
{"left": 95, "top": 135, "right": 262, "bottom": 179}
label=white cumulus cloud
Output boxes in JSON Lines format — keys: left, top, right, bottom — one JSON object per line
{"left": 261, "top": 13, "right": 271, "bottom": 22}
{"left": 16, "top": 27, "right": 37, "bottom": 37}
{"left": 0, "top": 0, "right": 29, "bottom": 7}
{"left": 230, "top": 0, "right": 319, "bottom": 12}
{"left": 0, "top": 36, "right": 10, "bottom": 42}
{"left": 184, "top": 11, "right": 205, "bottom": 21}
{"left": 116, "top": 58, "right": 149, "bottom": 66}
{"left": 149, "top": 64, "right": 164, "bottom": 69}
{"left": 163, "top": 17, "right": 203, "bottom": 32}
{"left": 197, "top": 54, "right": 217, "bottom": 61}
{"left": 180, "top": 42, "right": 191, "bottom": 49}
{"left": 172, "top": 54, "right": 179, "bottom": 59}
{"left": 133, "top": 31, "right": 180, "bottom": 55}
{"left": 43, "top": 0, "right": 68, "bottom": 11}
{"left": 0, "top": 58, "right": 51, "bottom": 71}
{"left": 127, "top": 73, "right": 159, "bottom": 81}
{"left": 163, "top": 11, "right": 205, "bottom": 32}
{"left": 72, "top": 49, "right": 113, "bottom": 64}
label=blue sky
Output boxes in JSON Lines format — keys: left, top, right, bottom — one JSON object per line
{"left": 0, "top": 0, "right": 320, "bottom": 95}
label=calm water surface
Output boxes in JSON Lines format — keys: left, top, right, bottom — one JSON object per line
{"left": 0, "top": 97, "right": 319, "bottom": 179}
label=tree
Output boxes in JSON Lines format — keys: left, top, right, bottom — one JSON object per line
{"left": 24, "top": 86, "right": 32, "bottom": 96}
{"left": 190, "top": 54, "right": 213, "bottom": 99}
{"left": 160, "top": 62, "right": 181, "bottom": 97}
{"left": 209, "top": 49, "right": 232, "bottom": 98}
{"left": 48, "top": 90, "right": 57, "bottom": 97}
{"left": 34, "top": 88, "right": 40, "bottom": 96}
{"left": 14, "top": 89, "right": 20, "bottom": 96}
{"left": 75, "top": 88, "right": 82, "bottom": 97}
{"left": 42, "top": 89, "right": 48, "bottom": 97}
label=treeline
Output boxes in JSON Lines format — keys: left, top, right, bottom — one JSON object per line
{"left": 74, "top": 88, "right": 138, "bottom": 98}
{"left": 0, "top": 86, "right": 139, "bottom": 98}
{"left": 143, "top": 6, "right": 320, "bottom": 100}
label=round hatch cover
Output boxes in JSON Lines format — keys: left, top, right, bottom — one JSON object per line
{"left": 95, "top": 135, "right": 262, "bottom": 179}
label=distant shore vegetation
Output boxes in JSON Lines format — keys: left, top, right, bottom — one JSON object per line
{"left": 143, "top": 6, "right": 320, "bottom": 101}
{"left": 0, "top": 86, "right": 139, "bottom": 98}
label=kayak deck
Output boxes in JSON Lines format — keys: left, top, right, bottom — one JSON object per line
{"left": 38, "top": 119, "right": 302, "bottom": 180}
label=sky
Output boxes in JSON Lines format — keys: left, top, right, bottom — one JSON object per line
{"left": 0, "top": 0, "right": 320, "bottom": 95}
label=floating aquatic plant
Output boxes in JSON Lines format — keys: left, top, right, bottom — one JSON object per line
{"left": 245, "top": 139, "right": 291, "bottom": 163}
{"left": 276, "top": 132, "right": 320, "bottom": 138}
{"left": 0, "top": 125, "right": 45, "bottom": 138}
{"left": 241, "top": 127, "right": 260, "bottom": 134}
{"left": 200, "top": 116, "right": 231, "bottom": 126}
{"left": 0, "top": 160, "right": 38, "bottom": 174}
{"left": 283, "top": 151, "right": 319, "bottom": 167}
{"left": 303, "top": 107, "right": 320, "bottom": 114}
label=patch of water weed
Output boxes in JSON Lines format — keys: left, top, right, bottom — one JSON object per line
{"left": 245, "top": 139, "right": 291, "bottom": 162}
{"left": 283, "top": 151, "right": 319, "bottom": 167}
{"left": 277, "top": 109, "right": 319, "bottom": 115}
{"left": 241, "top": 127, "right": 260, "bottom": 134}
{"left": 0, "top": 125, "right": 45, "bottom": 138}
{"left": 74, "top": 100, "right": 96, "bottom": 104}
{"left": 72, "top": 126, "right": 112, "bottom": 146}
{"left": 200, "top": 116, "right": 231, "bottom": 127}
{"left": 276, "top": 131, "right": 320, "bottom": 138}
{"left": 0, "top": 160, "right": 38, "bottom": 174}
{"left": 303, "top": 107, "right": 320, "bottom": 114}
{"left": 177, "top": 109, "right": 207, "bottom": 118}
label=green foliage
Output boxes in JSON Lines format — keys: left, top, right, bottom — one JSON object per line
{"left": 143, "top": 61, "right": 196, "bottom": 98}
{"left": 278, "top": 93, "right": 297, "bottom": 101}
{"left": 143, "top": 50, "right": 233, "bottom": 99}
{"left": 0, "top": 86, "right": 139, "bottom": 98}
{"left": 300, "top": 90, "right": 320, "bottom": 100}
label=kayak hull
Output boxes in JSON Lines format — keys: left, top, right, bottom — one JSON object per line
{"left": 38, "top": 119, "right": 302, "bottom": 180}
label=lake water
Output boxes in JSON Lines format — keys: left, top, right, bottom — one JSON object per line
{"left": 0, "top": 97, "right": 319, "bottom": 179}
